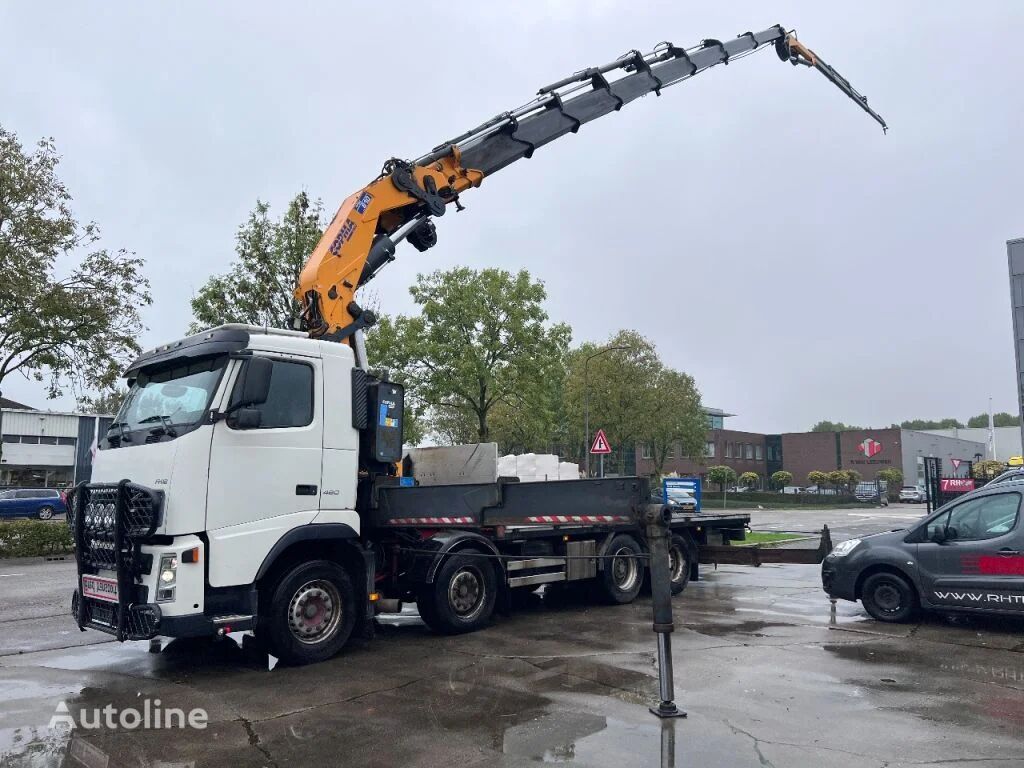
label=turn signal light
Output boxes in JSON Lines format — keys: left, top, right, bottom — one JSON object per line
{"left": 182, "top": 547, "right": 200, "bottom": 564}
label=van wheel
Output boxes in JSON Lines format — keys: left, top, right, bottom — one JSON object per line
{"left": 417, "top": 551, "right": 497, "bottom": 634}
{"left": 262, "top": 560, "right": 356, "bottom": 665}
{"left": 37, "top": 506, "right": 54, "bottom": 520}
{"left": 861, "top": 572, "right": 918, "bottom": 623}
{"left": 598, "top": 534, "right": 644, "bottom": 604}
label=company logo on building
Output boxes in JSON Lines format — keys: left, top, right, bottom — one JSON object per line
{"left": 857, "top": 438, "right": 883, "bottom": 458}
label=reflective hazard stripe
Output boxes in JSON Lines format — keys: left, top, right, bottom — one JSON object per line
{"left": 523, "top": 515, "right": 631, "bottom": 524}
{"left": 387, "top": 517, "right": 475, "bottom": 525}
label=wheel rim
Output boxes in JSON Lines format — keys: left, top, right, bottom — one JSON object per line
{"left": 39, "top": 507, "right": 53, "bottom": 520}
{"left": 611, "top": 546, "right": 640, "bottom": 591}
{"left": 669, "top": 545, "right": 686, "bottom": 584}
{"left": 873, "top": 583, "right": 902, "bottom": 614}
{"left": 287, "top": 579, "right": 342, "bottom": 644}
{"left": 448, "top": 567, "right": 486, "bottom": 619}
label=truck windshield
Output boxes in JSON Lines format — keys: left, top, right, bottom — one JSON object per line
{"left": 115, "top": 356, "right": 226, "bottom": 436}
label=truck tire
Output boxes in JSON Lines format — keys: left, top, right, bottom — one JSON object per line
{"left": 861, "top": 572, "right": 919, "bottom": 623}
{"left": 598, "top": 534, "right": 644, "bottom": 604}
{"left": 417, "top": 550, "right": 496, "bottom": 634}
{"left": 261, "top": 560, "right": 356, "bottom": 665}
{"left": 667, "top": 534, "right": 695, "bottom": 596}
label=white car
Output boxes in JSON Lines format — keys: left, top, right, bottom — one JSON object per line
{"left": 898, "top": 486, "right": 926, "bottom": 503}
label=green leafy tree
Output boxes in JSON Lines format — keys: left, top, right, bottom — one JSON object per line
{"left": 644, "top": 369, "right": 705, "bottom": 478}
{"left": 973, "top": 460, "right": 1005, "bottom": 481}
{"left": 810, "top": 420, "right": 863, "bottom": 432}
{"left": 771, "top": 470, "right": 793, "bottom": 489}
{"left": 76, "top": 387, "right": 129, "bottom": 416}
{"left": 842, "top": 469, "right": 862, "bottom": 490}
{"left": 372, "top": 268, "right": 570, "bottom": 446}
{"left": 826, "top": 470, "right": 847, "bottom": 492}
{"left": 563, "top": 330, "right": 662, "bottom": 475}
{"left": 189, "top": 192, "right": 324, "bottom": 332}
{"left": 877, "top": 468, "right": 903, "bottom": 485}
{"left": 0, "top": 126, "right": 150, "bottom": 468}
{"left": 739, "top": 471, "right": 759, "bottom": 489}
{"left": 900, "top": 417, "right": 964, "bottom": 430}
{"left": 707, "top": 465, "right": 737, "bottom": 492}
{"left": 807, "top": 470, "right": 829, "bottom": 489}
{"left": 967, "top": 412, "right": 1020, "bottom": 428}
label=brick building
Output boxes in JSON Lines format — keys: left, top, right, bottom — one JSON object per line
{"left": 637, "top": 411, "right": 986, "bottom": 488}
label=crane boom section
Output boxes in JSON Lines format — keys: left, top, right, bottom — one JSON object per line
{"left": 296, "top": 25, "right": 885, "bottom": 340}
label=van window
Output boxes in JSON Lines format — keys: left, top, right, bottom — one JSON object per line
{"left": 928, "top": 493, "right": 1021, "bottom": 542}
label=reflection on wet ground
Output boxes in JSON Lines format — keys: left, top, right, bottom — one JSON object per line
{"left": 3, "top": 563, "right": 1024, "bottom": 767}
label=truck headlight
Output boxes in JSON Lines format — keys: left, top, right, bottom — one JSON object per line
{"left": 158, "top": 555, "right": 178, "bottom": 585}
{"left": 830, "top": 538, "right": 861, "bottom": 557}
{"left": 157, "top": 554, "right": 177, "bottom": 603}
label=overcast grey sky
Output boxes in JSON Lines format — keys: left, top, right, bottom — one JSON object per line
{"left": 3, "top": 2, "right": 1022, "bottom": 433}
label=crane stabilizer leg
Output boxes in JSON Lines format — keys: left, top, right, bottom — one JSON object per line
{"left": 296, "top": 25, "right": 887, "bottom": 340}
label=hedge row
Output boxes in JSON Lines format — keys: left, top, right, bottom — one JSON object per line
{"left": 701, "top": 491, "right": 861, "bottom": 506}
{"left": 0, "top": 520, "right": 75, "bottom": 558}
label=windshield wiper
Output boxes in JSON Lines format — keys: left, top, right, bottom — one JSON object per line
{"left": 138, "top": 414, "right": 178, "bottom": 437}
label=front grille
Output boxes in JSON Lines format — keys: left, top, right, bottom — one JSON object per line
{"left": 71, "top": 480, "right": 164, "bottom": 641}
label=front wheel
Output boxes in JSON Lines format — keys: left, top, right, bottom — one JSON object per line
{"left": 37, "top": 506, "right": 55, "bottom": 520}
{"left": 261, "top": 560, "right": 357, "bottom": 665}
{"left": 417, "top": 551, "right": 497, "bottom": 634}
{"left": 861, "top": 572, "right": 918, "bottom": 623}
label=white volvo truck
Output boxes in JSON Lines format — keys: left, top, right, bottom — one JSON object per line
{"left": 69, "top": 25, "right": 884, "bottom": 664}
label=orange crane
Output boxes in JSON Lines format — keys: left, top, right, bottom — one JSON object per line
{"left": 295, "top": 25, "right": 886, "bottom": 347}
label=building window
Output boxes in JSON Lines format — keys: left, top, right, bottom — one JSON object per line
{"left": 744, "top": 444, "right": 753, "bottom": 460}
{"left": 705, "top": 441, "right": 715, "bottom": 458}
{"left": 755, "top": 445, "right": 763, "bottom": 461}
{"left": 20, "top": 435, "right": 39, "bottom": 445}
{"left": 57, "top": 437, "right": 76, "bottom": 446}
{"left": 39, "top": 436, "right": 58, "bottom": 445}
{"left": 641, "top": 443, "right": 653, "bottom": 460}
{"left": 666, "top": 443, "right": 675, "bottom": 459}
{"left": 2, "top": 435, "right": 19, "bottom": 444}
{"left": 725, "top": 442, "right": 733, "bottom": 459}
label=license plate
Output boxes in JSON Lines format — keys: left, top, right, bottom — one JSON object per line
{"left": 82, "top": 574, "right": 119, "bottom": 603}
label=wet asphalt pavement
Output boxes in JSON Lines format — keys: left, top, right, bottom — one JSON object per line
{"left": 2, "top": 508, "right": 1024, "bottom": 767}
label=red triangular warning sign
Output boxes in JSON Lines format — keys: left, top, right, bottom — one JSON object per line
{"left": 590, "top": 429, "right": 612, "bottom": 454}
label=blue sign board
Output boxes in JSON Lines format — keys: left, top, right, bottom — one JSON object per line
{"left": 663, "top": 477, "right": 701, "bottom": 512}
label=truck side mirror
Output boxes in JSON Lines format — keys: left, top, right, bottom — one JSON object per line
{"left": 238, "top": 357, "right": 273, "bottom": 407}
{"left": 228, "top": 407, "right": 263, "bottom": 430}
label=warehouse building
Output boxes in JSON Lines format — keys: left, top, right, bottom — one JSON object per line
{"left": 637, "top": 413, "right": 986, "bottom": 488}
{"left": 0, "top": 403, "right": 113, "bottom": 489}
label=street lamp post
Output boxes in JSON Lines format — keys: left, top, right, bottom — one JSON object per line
{"left": 583, "top": 345, "right": 632, "bottom": 478}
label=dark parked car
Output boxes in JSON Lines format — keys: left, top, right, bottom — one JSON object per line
{"left": 0, "top": 488, "right": 67, "bottom": 520}
{"left": 823, "top": 479, "right": 1024, "bottom": 622}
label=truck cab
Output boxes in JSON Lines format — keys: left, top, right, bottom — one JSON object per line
{"left": 823, "top": 480, "right": 1024, "bottom": 621}
{"left": 71, "top": 325, "right": 376, "bottom": 660}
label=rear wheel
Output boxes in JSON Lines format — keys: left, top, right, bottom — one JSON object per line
{"left": 261, "top": 560, "right": 356, "bottom": 665}
{"left": 598, "top": 534, "right": 644, "bottom": 604}
{"left": 37, "top": 506, "right": 54, "bottom": 520}
{"left": 667, "top": 534, "right": 695, "bottom": 595}
{"left": 861, "top": 572, "right": 918, "bottom": 623}
{"left": 417, "top": 551, "right": 497, "bottom": 634}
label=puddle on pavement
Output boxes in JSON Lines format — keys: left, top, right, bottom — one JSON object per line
{"left": 823, "top": 639, "right": 1024, "bottom": 733}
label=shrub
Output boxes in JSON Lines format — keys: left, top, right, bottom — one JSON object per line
{"left": 0, "top": 520, "right": 74, "bottom": 558}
